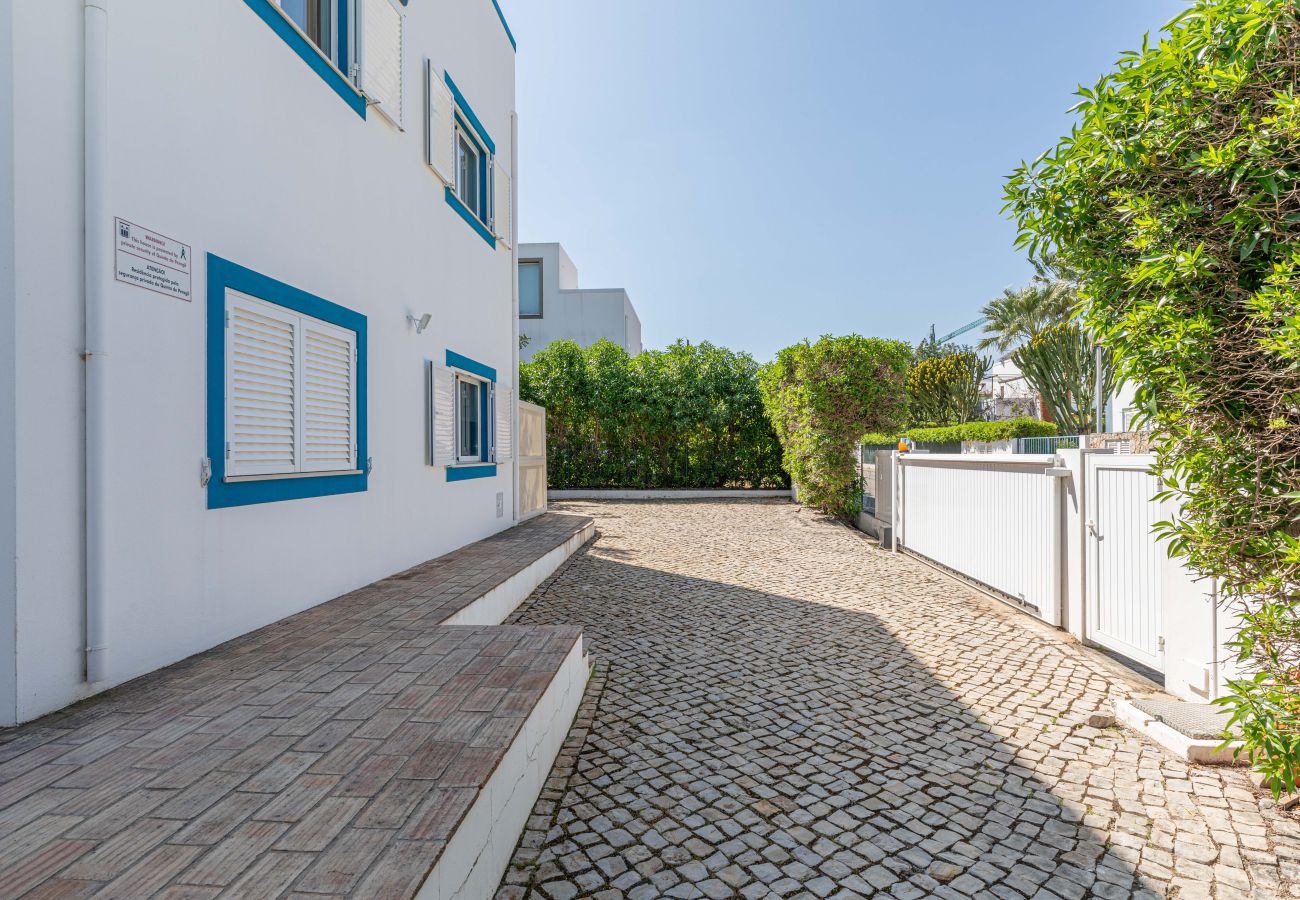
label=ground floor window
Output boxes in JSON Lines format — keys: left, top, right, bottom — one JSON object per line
{"left": 207, "top": 254, "right": 368, "bottom": 509}
{"left": 457, "top": 375, "right": 484, "bottom": 462}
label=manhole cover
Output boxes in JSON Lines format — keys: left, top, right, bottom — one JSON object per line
{"left": 1133, "top": 697, "right": 1237, "bottom": 740}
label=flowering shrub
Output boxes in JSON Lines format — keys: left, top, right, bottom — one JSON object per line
{"left": 759, "top": 335, "right": 911, "bottom": 519}
{"left": 906, "top": 351, "right": 989, "bottom": 426}
{"left": 1005, "top": 0, "right": 1300, "bottom": 792}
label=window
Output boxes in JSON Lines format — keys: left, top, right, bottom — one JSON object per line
{"left": 428, "top": 66, "right": 506, "bottom": 248}
{"left": 456, "top": 132, "right": 483, "bottom": 221}
{"left": 226, "top": 291, "right": 358, "bottom": 479}
{"left": 519, "top": 260, "right": 542, "bottom": 318}
{"left": 427, "top": 351, "right": 505, "bottom": 481}
{"left": 276, "top": 0, "right": 333, "bottom": 60}
{"left": 207, "top": 254, "right": 368, "bottom": 509}
{"left": 456, "top": 376, "right": 483, "bottom": 462}
{"left": 246, "top": 0, "right": 405, "bottom": 120}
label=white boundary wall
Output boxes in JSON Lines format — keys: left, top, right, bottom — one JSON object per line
{"left": 890, "top": 449, "right": 1232, "bottom": 702}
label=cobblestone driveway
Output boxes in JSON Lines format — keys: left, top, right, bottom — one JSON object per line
{"left": 497, "top": 500, "right": 1297, "bottom": 900}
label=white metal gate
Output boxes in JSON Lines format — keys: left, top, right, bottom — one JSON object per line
{"left": 898, "top": 455, "right": 1063, "bottom": 625}
{"left": 1086, "top": 453, "right": 1164, "bottom": 671}
{"left": 518, "top": 401, "right": 547, "bottom": 520}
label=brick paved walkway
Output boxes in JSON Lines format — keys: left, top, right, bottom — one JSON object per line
{"left": 0, "top": 513, "right": 590, "bottom": 898}
{"left": 498, "top": 500, "right": 1298, "bottom": 900}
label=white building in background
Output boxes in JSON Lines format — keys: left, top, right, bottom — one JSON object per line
{"left": 0, "top": 0, "right": 521, "bottom": 725}
{"left": 518, "top": 242, "right": 643, "bottom": 361}
{"left": 981, "top": 355, "right": 1142, "bottom": 432}
{"left": 982, "top": 356, "right": 1039, "bottom": 420}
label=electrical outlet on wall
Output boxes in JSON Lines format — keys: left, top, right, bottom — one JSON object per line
{"left": 496, "top": 492, "right": 504, "bottom": 518}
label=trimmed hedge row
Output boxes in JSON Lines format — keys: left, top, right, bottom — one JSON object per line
{"left": 862, "top": 417, "right": 1057, "bottom": 446}
{"left": 520, "top": 339, "right": 788, "bottom": 490}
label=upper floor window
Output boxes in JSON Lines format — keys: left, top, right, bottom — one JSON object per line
{"left": 519, "top": 260, "right": 542, "bottom": 318}
{"left": 457, "top": 131, "right": 485, "bottom": 222}
{"left": 277, "top": 0, "right": 335, "bottom": 62}
{"left": 244, "top": 0, "right": 405, "bottom": 120}
{"left": 426, "top": 64, "right": 510, "bottom": 248}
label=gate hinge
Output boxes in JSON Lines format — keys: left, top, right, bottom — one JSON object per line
{"left": 1158, "top": 636, "right": 1166, "bottom": 652}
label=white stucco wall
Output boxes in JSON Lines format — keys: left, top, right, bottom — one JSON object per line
{"left": 0, "top": 0, "right": 17, "bottom": 727}
{"left": 518, "top": 242, "right": 642, "bottom": 360}
{"left": 4, "top": 0, "right": 518, "bottom": 723}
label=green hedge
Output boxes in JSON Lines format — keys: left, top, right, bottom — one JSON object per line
{"left": 760, "top": 335, "right": 911, "bottom": 519}
{"left": 520, "top": 339, "right": 788, "bottom": 490}
{"left": 862, "top": 418, "right": 1057, "bottom": 446}
{"left": 1004, "top": 0, "right": 1300, "bottom": 792}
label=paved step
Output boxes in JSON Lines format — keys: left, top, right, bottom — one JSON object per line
{"left": 0, "top": 512, "right": 595, "bottom": 898}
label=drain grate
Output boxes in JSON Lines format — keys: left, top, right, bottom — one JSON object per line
{"left": 1133, "top": 697, "right": 1238, "bottom": 741}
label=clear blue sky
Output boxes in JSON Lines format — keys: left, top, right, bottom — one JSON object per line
{"left": 497, "top": 1, "right": 1186, "bottom": 362}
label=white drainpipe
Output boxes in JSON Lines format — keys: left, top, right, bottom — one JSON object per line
{"left": 83, "top": 0, "right": 108, "bottom": 683}
{"left": 510, "top": 110, "right": 519, "bottom": 521}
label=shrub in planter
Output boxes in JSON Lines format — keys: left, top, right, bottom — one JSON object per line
{"left": 862, "top": 417, "right": 1058, "bottom": 447}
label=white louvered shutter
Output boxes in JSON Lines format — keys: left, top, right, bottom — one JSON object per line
{"left": 495, "top": 386, "right": 514, "bottom": 462}
{"left": 301, "top": 320, "right": 357, "bottom": 473}
{"left": 494, "top": 161, "right": 512, "bottom": 247}
{"left": 226, "top": 292, "right": 298, "bottom": 477}
{"left": 361, "top": 0, "right": 404, "bottom": 125}
{"left": 425, "top": 60, "right": 455, "bottom": 184}
{"left": 430, "top": 364, "right": 457, "bottom": 465}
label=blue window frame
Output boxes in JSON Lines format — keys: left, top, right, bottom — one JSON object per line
{"left": 207, "top": 254, "right": 368, "bottom": 509}
{"left": 443, "top": 73, "right": 499, "bottom": 248}
{"left": 445, "top": 350, "right": 497, "bottom": 481}
{"left": 243, "top": 0, "right": 367, "bottom": 119}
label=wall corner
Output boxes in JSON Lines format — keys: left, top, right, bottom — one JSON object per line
{"left": 0, "top": 0, "right": 18, "bottom": 726}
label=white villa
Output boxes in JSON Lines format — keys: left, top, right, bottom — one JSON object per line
{"left": 0, "top": 0, "right": 524, "bottom": 725}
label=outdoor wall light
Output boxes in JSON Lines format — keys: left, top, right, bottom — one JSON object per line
{"left": 408, "top": 313, "right": 432, "bottom": 334}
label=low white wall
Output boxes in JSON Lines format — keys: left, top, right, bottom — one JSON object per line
{"left": 442, "top": 521, "right": 594, "bottom": 626}
{"left": 549, "top": 489, "right": 791, "bottom": 500}
{"left": 417, "top": 638, "right": 590, "bottom": 900}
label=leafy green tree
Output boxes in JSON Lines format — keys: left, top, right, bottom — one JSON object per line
{"left": 1005, "top": 0, "right": 1300, "bottom": 792}
{"left": 520, "top": 339, "right": 787, "bottom": 489}
{"left": 759, "top": 335, "right": 911, "bottom": 519}
{"left": 978, "top": 277, "right": 1076, "bottom": 355}
{"left": 907, "top": 350, "right": 990, "bottom": 426}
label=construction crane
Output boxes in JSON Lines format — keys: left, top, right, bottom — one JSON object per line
{"left": 926, "top": 317, "right": 987, "bottom": 346}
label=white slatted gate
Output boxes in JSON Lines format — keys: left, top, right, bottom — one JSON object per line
{"left": 898, "top": 455, "right": 1062, "bottom": 625}
{"left": 1085, "top": 453, "right": 1165, "bottom": 671}
{"left": 518, "top": 402, "right": 547, "bottom": 520}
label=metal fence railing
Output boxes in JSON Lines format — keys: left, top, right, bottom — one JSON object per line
{"left": 1017, "top": 435, "right": 1082, "bottom": 454}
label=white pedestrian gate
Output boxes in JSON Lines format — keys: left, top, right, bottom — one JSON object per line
{"left": 1086, "top": 453, "right": 1164, "bottom": 671}
{"left": 517, "top": 401, "right": 547, "bottom": 520}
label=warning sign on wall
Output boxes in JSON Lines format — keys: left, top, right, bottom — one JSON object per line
{"left": 114, "top": 218, "right": 192, "bottom": 302}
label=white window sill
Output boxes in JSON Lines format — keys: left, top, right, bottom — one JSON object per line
{"left": 225, "top": 469, "right": 362, "bottom": 483}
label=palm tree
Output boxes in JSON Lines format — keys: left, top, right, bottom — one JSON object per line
{"left": 977, "top": 254, "right": 1077, "bottom": 353}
